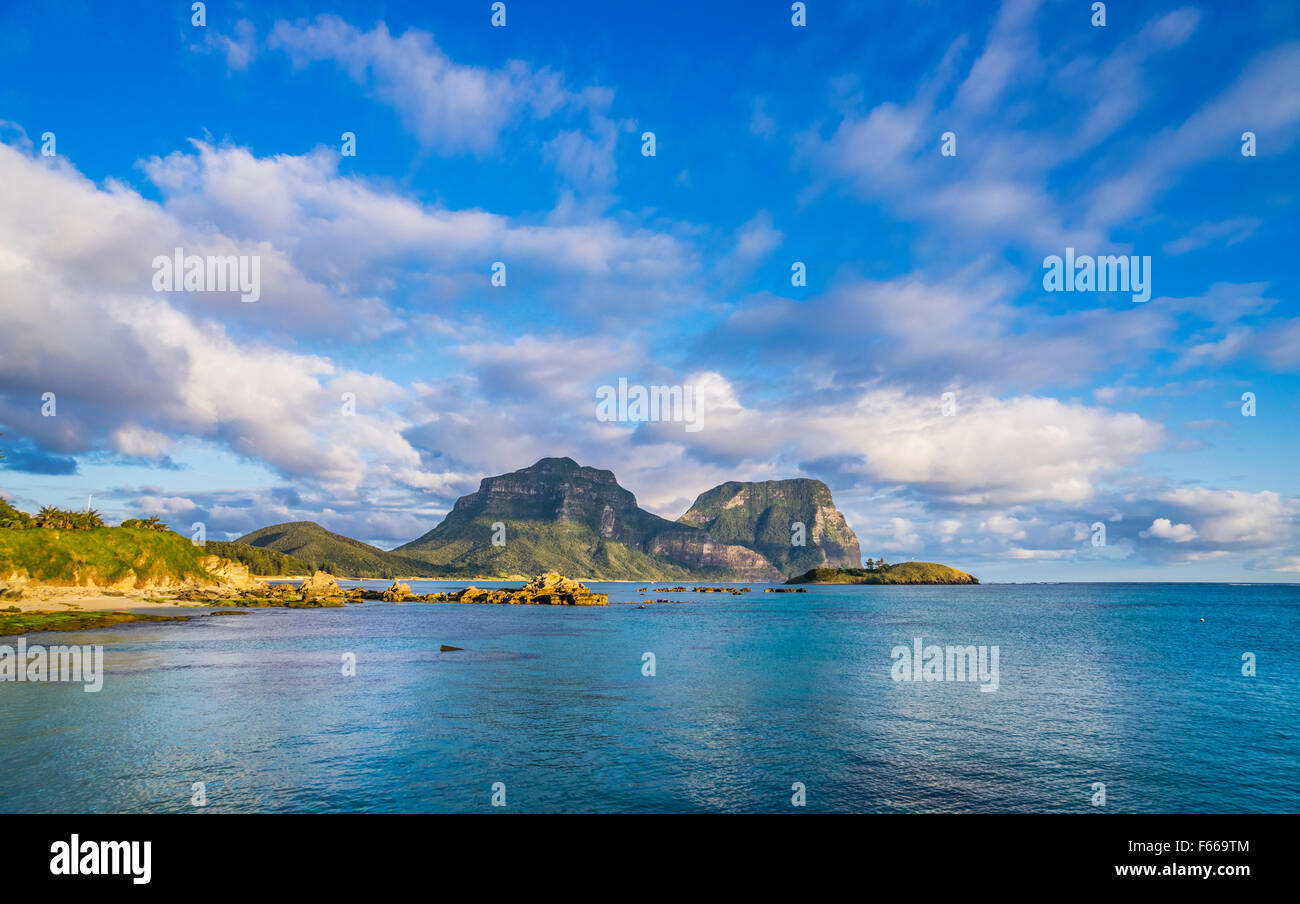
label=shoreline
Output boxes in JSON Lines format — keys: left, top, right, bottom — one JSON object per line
{"left": 4, "top": 588, "right": 217, "bottom": 614}
{"left": 9, "top": 577, "right": 1292, "bottom": 618}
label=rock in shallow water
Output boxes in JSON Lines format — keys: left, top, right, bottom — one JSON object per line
{"left": 298, "top": 571, "right": 342, "bottom": 600}
{"left": 382, "top": 581, "right": 413, "bottom": 601}
{"left": 425, "top": 572, "right": 608, "bottom": 606}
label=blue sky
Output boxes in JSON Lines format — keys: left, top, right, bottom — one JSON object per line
{"left": 1, "top": 0, "right": 1298, "bottom": 580}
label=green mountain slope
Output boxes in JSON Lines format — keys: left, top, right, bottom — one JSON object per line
{"left": 401, "top": 519, "right": 693, "bottom": 580}
{"left": 227, "top": 460, "right": 872, "bottom": 582}
{"left": 235, "top": 521, "right": 437, "bottom": 578}
{"left": 201, "top": 540, "right": 313, "bottom": 576}
{"left": 395, "top": 457, "right": 778, "bottom": 580}
{"left": 678, "top": 478, "right": 861, "bottom": 575}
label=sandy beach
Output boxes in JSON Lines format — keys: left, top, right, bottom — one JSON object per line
{"left": 5, "top": 587, "right": 204, "bottom": 613}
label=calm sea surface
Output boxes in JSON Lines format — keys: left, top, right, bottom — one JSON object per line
{"left": 1, "top": 582, "right": 1296, "bottom": 813}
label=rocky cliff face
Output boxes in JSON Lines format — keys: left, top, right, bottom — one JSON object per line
{"left": 438, "top": 457, "right": 642, "bottom": 533}
{"left": 395, "top": 457, "right": 780, "bottom": 579}
{"left": 396, "top": 458, "right": 857, "bottom": 581}
{"left": 678, "top": 479, "right": 861, "bottom": 575}
{"left": 643, "top": 527, "right": 782, "bottom": 580}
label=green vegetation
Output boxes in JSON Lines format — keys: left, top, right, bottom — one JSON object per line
{"left": 0, "top": 496, "right": 32, "bottom": 529}
{"left": 0, "top": 460, "right": 885, "bottom": 583}
{"left": 34, "top": 506, "right": 105, "bottom": 530}
{"left": 786, "top": 562, "right": 979, "bottom": 585}
{"left": 0, "top": 609, "right": 192, "bottom": 636}
{"left": 236, "top": 521, "right": 438, "bottom": 578}
{"left": 202, "top": 540, "right": 313, "bottom": 576}
{"left": 396, "top": 458, "right": 766, "bottom": 580}
{"left": 120, "top": 516, "right": 168, "bottom": 531}
{"left": 0, "top": 497, "right": 112, "bottom": 531}
{"left": 0, "top": 526, "right": 218, "bottom": 587}
{"left": 402, "top": 519, "right": 693, "bottom": 580}
{"left": 677, "top": 478, "right": 861, "bottom": 574}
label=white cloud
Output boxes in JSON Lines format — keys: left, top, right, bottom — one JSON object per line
{"left": 1153, "top": 488, "right": 1294, "bottom": 548}
{"left": 1084, "top": 42, "right": 1300, "bottom": 230}
{"left": 652, "top": 375, "right": 1167, "bottom": 507}
{"left": 0, "top": 143, "right": 438, "bottom": 498}
{"left": 954, "top": 0, "right": 1041, "bottom": 111}
{"left": 109, "top": 426, "right": 174, "bottom": 459}
{"left": 204, "top": 19, "right": 258, "bottom": 71}
{"left": 267, "top": 15, "right": 574, "bottom": 154}
{"left": 794, "top": 2, "right": 1251, "bottom": 253}
{"left": 141, "top": 141, "right": 692, "bottom": 293}
{"left": 1140, "top": 518, "right": 1198, "bottom": 542}
{"left": 707, "top": 271, "right": 1173, "bottom": 392}
{"left": 716, "top": 211, "right": 782, "bottom": 281}
{"left": 884, "top": 517, "right": 921, "bottom": 551}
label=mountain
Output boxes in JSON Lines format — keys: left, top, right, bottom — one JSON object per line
{"left": 394, "top": 457, "right": 781, "bottom": 580}
{"left": 677, "top": 478, "right": 861, "bottom": 574}
{"left": 235, "top": 521, "right": 437, "bottom": 578}
{"left": 232, "top": 459, "right": 866, "bottom": 581}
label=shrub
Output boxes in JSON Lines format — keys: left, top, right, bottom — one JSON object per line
{"left": 34, "top": 506, "right": 105, "bottom": 530}
{"left": 121, "top": 516, "right": 169, "bottom": 531}
{"left": 0, "top": 497, "right": 33, "bottom": 529}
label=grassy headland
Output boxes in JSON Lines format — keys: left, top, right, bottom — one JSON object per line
{"left": 787, "top": 562, "right": 979, "bottom": 584}
{"left": 0, "top": 525, "right": 219, "bottom": 587}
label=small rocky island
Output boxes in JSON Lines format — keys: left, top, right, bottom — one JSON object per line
{"left": 380, "top": 572, "right": 608, "bottom": 606}
{"left": 787, "top": 562, "right": 978, "bottom": 585}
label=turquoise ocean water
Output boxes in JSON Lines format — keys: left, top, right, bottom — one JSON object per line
{"left": 1, "top": 581, "right": 1296, "bottom": 813}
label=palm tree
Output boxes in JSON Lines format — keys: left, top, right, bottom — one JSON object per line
{"left": 36, "top": 506, "right": 68, "bottom": 529}
{"left": 34, "top": 506, "right": 103, "bottom": 530}
{"left": 122, "top": 515, "right": 168, "bottom": 531}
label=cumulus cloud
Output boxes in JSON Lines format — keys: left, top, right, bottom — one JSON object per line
{"left": 636, "top": 374, "right": 1168, "bottom": 507}
{"left": 0, "top": 143, "right": 439, "bottom": 499}
{"left": 109, "top": 426, "right": 174, "bottom": 459}
{"left": 4, "top": 5, "right": 1294, "bottom": 579}
{"left": 1140, "top": 518, "right": 1198, "bottom": 542}
{"left": 1151, "top": 488, "right": 1295, "bottom": 550}
{"left": 140, "top": 141, "right": 694, "bottom": 309}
